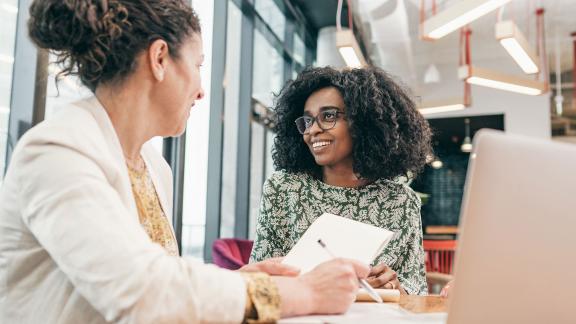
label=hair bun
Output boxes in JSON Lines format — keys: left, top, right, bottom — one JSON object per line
{"left": 28, "top": 0, "right": 127, "bottom": 54}
{"left": 26, "top": 0, "right": 199, "bottom": 91}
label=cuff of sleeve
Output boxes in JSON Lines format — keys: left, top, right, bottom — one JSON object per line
{"left": 240, "top": 272, "right": 281, "bottom": 323}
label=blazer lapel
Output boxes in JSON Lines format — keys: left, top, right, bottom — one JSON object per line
{"left": 81, "top": 97, "right": 140, "bottom": 221}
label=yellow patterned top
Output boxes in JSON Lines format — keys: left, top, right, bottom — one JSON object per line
{"left": 127, "top": 161, "right": 280, "bottom": 323}
{"left": 127, "top": 164, "right": 179, "bottom": 256}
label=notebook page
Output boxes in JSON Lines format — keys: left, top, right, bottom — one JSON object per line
{"left": 282, "top": 213, "right": 394, "bottom": 273}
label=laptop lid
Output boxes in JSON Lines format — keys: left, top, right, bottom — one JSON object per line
{"left": 448, "top": 130, "right": 576, "bottom": 324}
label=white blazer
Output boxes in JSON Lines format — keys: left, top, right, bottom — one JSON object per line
{"left": 0, "top": 97, "right": 246, "bottom": 324}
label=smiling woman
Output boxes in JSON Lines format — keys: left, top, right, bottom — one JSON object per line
{"left": 250, "top": 66, "right": 434, "bottom": 295}
{"left": 0, "top": 1, "right": 373, "bottom": 323}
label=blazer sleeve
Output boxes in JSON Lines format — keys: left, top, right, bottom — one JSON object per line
{"left": 14, "top": 138, "right": 247, "bottom": 324}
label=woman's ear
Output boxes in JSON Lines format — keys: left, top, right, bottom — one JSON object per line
{"left": 148, "top": 39, "right": 170, "bottom": 81}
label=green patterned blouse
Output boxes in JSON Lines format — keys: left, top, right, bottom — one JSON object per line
{"left": 250, "top": 170, "right": 428, "bottom": 295}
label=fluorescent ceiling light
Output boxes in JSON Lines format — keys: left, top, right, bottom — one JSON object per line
{"left": 496, "top": 20, "right": 540, "bottom": 74}
{"left": 336, "top": 29, "right": 366, "bottom": 68}
{"left": 338, "top": 47, "right": 361, "bottom": 68}
{"left": 459, "top": 65, "right": 546, "bottom": 96}
{"left": 0, "top": 106, "right": 9, "bottom": 114}
{"left": 423, "top": 0, "right": 512, "bottom": 39}
{"left": 419, "top": 98, "right": 467, "bottom": 115}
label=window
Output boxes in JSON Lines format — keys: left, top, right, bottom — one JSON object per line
{"left": 219, "top": 0, "right": 243, "bottom": 239}
{"left": 43, "top": 56, "right": 163, "bottom": 151}
{"left": 0, "top": 0, "right": 19, "bottom": 181}
{"left": 248, "top": 30, "right": 285, "bottom": 237}
{"left": 293, "top": 33, "right": 305, "bottom": 66}
{"left": 248, "top": 121, "right": 266, "bottom": 239}
{"left": 44, "top": 55, "right": 92, "bottom": 118}
{"left": 192, "top": 0, "right": 314, "bottom": 257}
{"left": 181, "top": 0, "right": 215, "bottom": 259}
{"left": 254, "top": 0, "right": 286, "bottom": 42}
{"left": 252, "top": 30, "right": 284, "bottom": 108}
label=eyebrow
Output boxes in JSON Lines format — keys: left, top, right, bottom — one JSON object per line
{"left": 303, "top": 106, "right": 344, "bottom": 116}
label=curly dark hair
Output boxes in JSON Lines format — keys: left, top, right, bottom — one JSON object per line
{"left": 273, "top": 66, "right": 433, "bottom": 181}
{"left": 28, "top": 0, "right": 200, "bottom": 91}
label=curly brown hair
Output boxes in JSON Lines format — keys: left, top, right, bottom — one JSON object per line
{"left": 28, "top": 0, "right": 201, "bottom": 91}
{"left": 273, "top": 66, "right": 433, "bottom": 181}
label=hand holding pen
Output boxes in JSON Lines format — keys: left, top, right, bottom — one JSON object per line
{"left": 317, "top": 239, "right": 384, "bottom": 303}
{"left": 292, "top": 247, "right": 371, "bottom": 314}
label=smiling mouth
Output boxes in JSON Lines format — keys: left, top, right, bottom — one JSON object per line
{"left": 312, "top": 141, "right": 332, "bottom": 150}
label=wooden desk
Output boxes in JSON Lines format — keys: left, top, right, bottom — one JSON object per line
{"left": 399, "top": 295, "right": 448, "bottom": 313}
{"left": 426, "top": 225, "right": 459, "bottom": 235}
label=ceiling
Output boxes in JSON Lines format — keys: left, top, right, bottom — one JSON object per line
{"left": 291, "top": 0, "right": 575, "bottom": 90}
{"left": 291, "top": 0, "right": 350, "bottom": 30}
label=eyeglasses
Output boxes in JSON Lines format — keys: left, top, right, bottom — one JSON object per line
{"left": 294, "top": 109, "right": 345, "bottom": 135}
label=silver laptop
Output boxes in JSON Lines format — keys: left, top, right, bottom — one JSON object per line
{"left": 448, "top": 130, "right": 576, "bottom": 324}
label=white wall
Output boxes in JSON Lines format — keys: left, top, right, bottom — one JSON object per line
{"left": 316, "top": 27, "right": 346, "bottom": 68}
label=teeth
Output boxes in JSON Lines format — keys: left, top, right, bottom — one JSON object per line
{"left": 312, "top": 141, "right": 331, "bottom": 148}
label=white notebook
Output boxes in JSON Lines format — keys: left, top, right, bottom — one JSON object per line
{"left": 282, "top": 213, "right": 394, "bottom": 273}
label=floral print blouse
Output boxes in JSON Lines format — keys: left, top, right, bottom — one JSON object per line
{"left": 250, "top": 170, "right": 428, "bottom": 295}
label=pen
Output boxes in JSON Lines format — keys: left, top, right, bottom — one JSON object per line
{"left": 317, "top": 239, "right": 383, "bottom": 303}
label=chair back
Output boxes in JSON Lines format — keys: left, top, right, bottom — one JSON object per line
{"left": 423, "top": 239, "right": 457, "bottom": 274}
{"left": 212, "top": 238, "right": 254, "bottom": 270}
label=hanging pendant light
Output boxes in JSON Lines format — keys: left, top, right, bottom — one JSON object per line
{"left": 335, "top": 0, "right": 366, "bottom": 68}
{"left": 459, "top": 65, "right": 546, "bottom": 95}
{"left": 461, "top": 118, "right": 473, "bottom": 153}
{"left": 427, "top": 154, "right": 444, "bottom": 169}
{"left": 422, "top": 0, "right": 512, "bottom": 40}
{"left": 424, "top": 64, "right": 441, "bottom": 84}
{"left": 496, "top": 20, "right": 540, "bottom": 74}
{"left": 431, "top": 159, "right": 444, "bottom": 169}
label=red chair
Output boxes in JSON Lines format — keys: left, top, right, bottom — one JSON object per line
{"left": 212, "top": 238, "right": 254, "bottom": 270}
{"left": 424, "top": 240, "right": 457, "bottom": 294}
{"left": 423, "top": 239, "right": 457, "bottom": 274}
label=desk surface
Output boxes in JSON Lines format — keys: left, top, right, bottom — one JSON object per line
{"left": 280, "top": 295, "right": 448, "bottom": 323}
{"left": 399, "top": 295, "right": 448, "bottom": 313}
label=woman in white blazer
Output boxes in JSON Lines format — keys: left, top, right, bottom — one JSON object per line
{"left": 0, "top": 0, "right": 369, "bottom": 323}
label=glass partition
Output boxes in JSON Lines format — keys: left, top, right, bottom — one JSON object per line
{"left": 0, "top": 0, "right": 19, "bottom": 181}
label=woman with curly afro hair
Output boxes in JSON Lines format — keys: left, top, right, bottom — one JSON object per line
{"left": 250, "top": 66, "right": 433, "bottom": 295}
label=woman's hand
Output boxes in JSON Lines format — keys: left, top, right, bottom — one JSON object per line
{"left": 273, "top": 258, "right": 370, "bottom": 317}
{"left": 366, "top": 263, "right": 406, "bottom": 294}
{"left": 238, "top": 257, "right": 300, "bottom": 276}
{"left": 440, "top": 280, "right": 454, "bottom": 298}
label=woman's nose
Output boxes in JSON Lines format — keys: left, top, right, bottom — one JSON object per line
{"left": 307, "top": 118, "right": 323, "bottom": 135}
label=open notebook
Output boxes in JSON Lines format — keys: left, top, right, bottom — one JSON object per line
{"left": 282, "top": 213, "right": 394, "bottom": 273}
